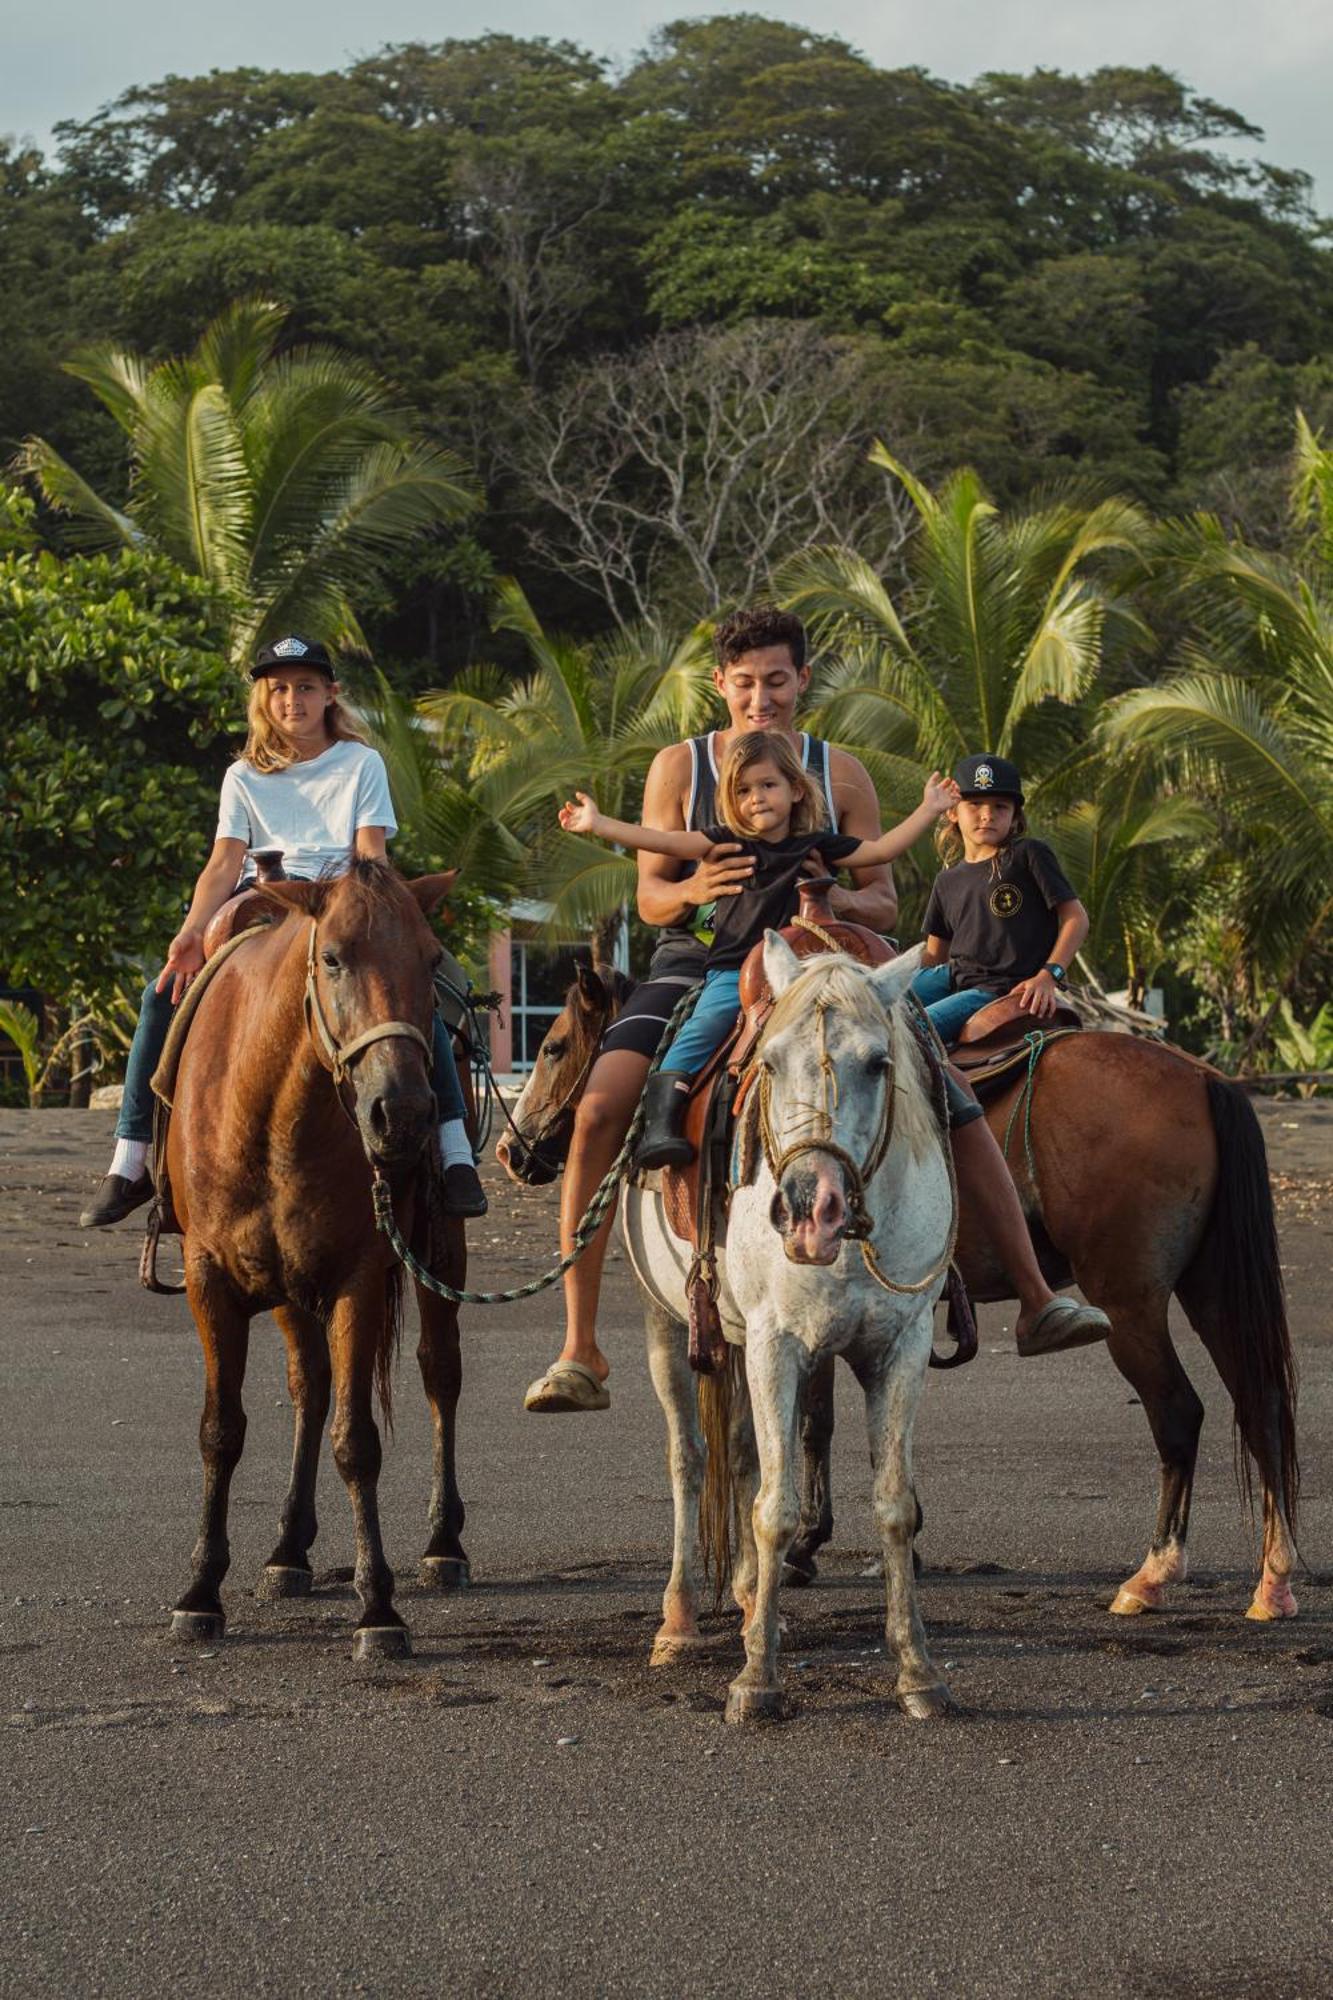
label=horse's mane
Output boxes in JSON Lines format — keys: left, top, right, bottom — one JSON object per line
{"left": 323, "top": 855, "right": 405, "bottom": 917}
{"left": 764, "top": 954, "right": 938, "bottom": 1162}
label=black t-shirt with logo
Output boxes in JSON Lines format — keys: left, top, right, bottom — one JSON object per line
{"left": 702, "top": 826, "right": 863, "bottom": 971}
{"left": 921, "top": 838, "right": 1077, "bottom": 993}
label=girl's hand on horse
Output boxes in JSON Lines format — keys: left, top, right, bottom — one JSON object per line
{"left": 922, "top": 772, "right": 960, "bottom": 815}
{"left": 559, "top": 791, "right": 601, "bottom": 836}
{"left": 156, "top": 929, "right": 206, "bottom": 1004}
{"left": 1013, "top": 968, "right": 1059, "bottom": 1020}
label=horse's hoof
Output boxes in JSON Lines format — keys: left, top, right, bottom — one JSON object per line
{"left": 1245, "top": 1580, "right": 1298, "bottom": 1621}
{"left": 725, "top": 1683, "right": 787, "bottom": 1725}
{"left": 1109, "top": 1586, "right": 1155, "bottom": 1616}
{"left": 649, "top": 1632, "right": 717, "bottom": 1668}
{"left": 255, "top": 1565, "right": 312, "bottom": 1601}
{"left": 170, "top": 1609, "right": 224, "bottom": 1643}
{"left": 898, "top": 1681, "right": 955, "bottom": 1722}
{"left": 419, "top": 1556, "right": 471, "bottom": 1591}
{"left": 352, "top": 1625, "right": 411, "bottom": 1662}
{"left": 781, "top": 1558, "right": 817, "bottom": 1589}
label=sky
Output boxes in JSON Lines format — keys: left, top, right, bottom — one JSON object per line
{"left": 4, "top": 0, "right": 1332, "bottom": 213}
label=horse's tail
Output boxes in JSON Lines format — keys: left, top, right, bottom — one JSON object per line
{"left": 375, "top": 1262, "right": 404, "bottom": 1436}
{"left": 1183, "top": 1077, "right": 1299, "bottom": 1531}
{"left": 698, "top": 1346, "right": 746, "bottom": 1603}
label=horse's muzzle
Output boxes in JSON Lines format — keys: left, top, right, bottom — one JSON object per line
{"left": 362, "top": 1081, "right": 434, "bottom": 1171}
{"left": 494, "top": 1133, "right": 560, "bottom": 1186}
{"left": 771, "top": 1161, "right": 849, "bottom": 1266}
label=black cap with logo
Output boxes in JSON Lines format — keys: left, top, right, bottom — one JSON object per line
{"left": 953, "top": 753, "right": 1024, "bottom": 804}
{"left": 249, "top": 635, "right": 335, "bottom": 681}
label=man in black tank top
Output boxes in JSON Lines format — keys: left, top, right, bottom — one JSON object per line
{"left": 523, "top": 607, "right": 899, "bottom": 1412}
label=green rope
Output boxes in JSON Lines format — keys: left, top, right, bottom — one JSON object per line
{"left": 371, "top": 982, "right": 700, "bottom": 1307}
{"left": 1000, "top": 1030, "right": 1048, "bottom": 1186}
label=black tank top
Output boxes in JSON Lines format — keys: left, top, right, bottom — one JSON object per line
{"left": 648, "top": 732, "right": 838, "bottom": 978}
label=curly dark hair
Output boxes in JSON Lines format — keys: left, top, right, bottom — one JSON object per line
{"left": 713, "top": 605, "right": 807, "bottom": 671}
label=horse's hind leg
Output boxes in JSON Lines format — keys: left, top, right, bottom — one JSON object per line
{"left": 784, "top": 1353, "right": 835, "bottom": 1587}
{"left": 416, "top": 1261, "right": 470, "bottom": 1590}
{"left": 328, "top": 1281, "right": 408, "bottom": 1659}
{"left": 646, "top": 1304, "right": 711, "bottom": 1664}
{"left": 173, "top": 1263, "right": 250, "bottom": 1642}
{"left": 258, "top": 1305, "right": 330, "bottom": 1600}
{"left": 1094, "top": 1289, "right": 1203, "bottom": 1616}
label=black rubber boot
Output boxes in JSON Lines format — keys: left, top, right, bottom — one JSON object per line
{"left": 635, "top": 1071, "right": 696, "bottom": 1170}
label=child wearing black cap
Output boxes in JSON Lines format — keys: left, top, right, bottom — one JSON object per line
{"left": 912, "top": 754, "right": 1089, "bottom": 1044}
{"left": 80, "top": 635, "right": 487, "bottom": 1228}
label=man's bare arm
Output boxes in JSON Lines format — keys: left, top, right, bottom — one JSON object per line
{"left": 827, "top": 752, "right": 900, "bottom": 931}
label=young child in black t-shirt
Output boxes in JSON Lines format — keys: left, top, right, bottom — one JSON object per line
{"left": 913, "top": 754, "right": 1090, "bottom": 1045}
{"left": 558, "top": 730, "right": 958, "bottom": 1165}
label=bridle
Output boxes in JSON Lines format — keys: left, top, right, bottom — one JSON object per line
{"left": 302, "top": 918, "right": 433, "bottom": 1096}
{"left": 755, "top": 989, "right": 957, "bottom": 1297}
{"left": 504, "top": 985, "right": 620, "bottom": 1175}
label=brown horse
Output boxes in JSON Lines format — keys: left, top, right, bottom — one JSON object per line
{"left": 167, "top": 859, "right": 469, "bottom": 1659}
{"left": 499, "top": 968, "right": 1300, "bottom": 1624}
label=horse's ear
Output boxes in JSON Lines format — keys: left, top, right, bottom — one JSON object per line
{"left": 252, "top": 879, "right": 323, "bottom": 916}
{"left": 867, "top": 941, "right": 926, "bottom": 1010}
{"left": 762, "top": 929, "right": 803, "bottom": 997}
{"left": 407, "top": 871, "right": 459, "bottom": 918}
{"left": 576, "top": 963, "right": 609, "bottom": 1011}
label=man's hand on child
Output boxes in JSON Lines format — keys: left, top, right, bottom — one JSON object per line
{"left": 923, "top": 772, "right": 960, "bottom": 815}
{"left": 559, "top": 791, "right": 601, "bottom": 836}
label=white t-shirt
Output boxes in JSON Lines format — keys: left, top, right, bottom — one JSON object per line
{"left": 216, "top": 740, "right": 398, "bottom": 883}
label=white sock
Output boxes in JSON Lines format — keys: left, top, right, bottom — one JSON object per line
{"left": 110, "top": 1138, "right": 150, "bottom": 1181}
{"left": 438, "top": 1119, "right": 474, "bottom": 1171}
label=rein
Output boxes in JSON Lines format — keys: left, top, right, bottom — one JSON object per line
{"left": 755, "top": 990, "right": 957, "bottom": 1298}
{"left": 303, "top": 918, "right": 433, "bottom": 1090}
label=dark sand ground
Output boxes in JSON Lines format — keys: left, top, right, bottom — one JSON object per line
{"left": 2, "top": 1102, "right": 1331, "bottom": 1999}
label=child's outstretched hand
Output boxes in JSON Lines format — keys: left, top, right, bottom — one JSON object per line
{"left": 559, "top": 791, "right": 601, "bottom": 836}
{"left": 922, "top": 771, "right": 960, "bottom": 815}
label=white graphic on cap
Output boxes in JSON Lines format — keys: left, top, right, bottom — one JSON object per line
{"left": 973, "top": 762, "right": 994, "bottom": 790}
{"left": 272, "top": 636, "right": 308, "bottom": 658}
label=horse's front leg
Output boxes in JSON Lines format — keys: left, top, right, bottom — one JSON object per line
{"left": 328, "top": 1276, "right": 408, "bottom": 1660}
{"left": 784, "top": 1352, "right": 835, "bottom": 1586}
{"left": 416, "top": 1241, "right": 470, "bottom": 1589}
{"left": 172, "top": 1257, "right": 250, "bottom": 1642}
{"left": 855, "top": 1328, "right": 953, "bottom": 1721}
{"left": 645, "top": 1303, "right": 711, "bottom": 1664}
{"left": 726, "top": 1325, "right": 804, "bottom": 1724}
{"left": 258, "top": 1304, "right": 330, "bottom": 1600}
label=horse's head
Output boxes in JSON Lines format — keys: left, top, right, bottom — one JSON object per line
{"left": 496, "top": 963, "right": 631, "bottom": 1185}
{"left": 261, "top": 860, "right": 457, "bottom": 1172}
{"left": 757, "top": 935, "right": 926, "bottom": 1266}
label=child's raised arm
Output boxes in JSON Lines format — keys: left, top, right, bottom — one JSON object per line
{"left": 835, "top": 772, "right": 960, "bottom": 872}
{"left": 558, "top": 791, "right": 715, "bottom": 862}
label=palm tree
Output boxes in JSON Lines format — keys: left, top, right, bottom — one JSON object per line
{"left": 1104, "top": 431, "right": 1333, "bottom": 1051}
{"left": 415, "top": 580, "right": 718, "bottom": 961}
{"left": 780, "top": 447, "right": 1150, "bottom": 820}
{"left": 15, "top": 297, "right": 479, "bottom": 662}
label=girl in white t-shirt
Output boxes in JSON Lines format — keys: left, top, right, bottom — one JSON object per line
{"left": 80, "top": 636, "right": 486, "bottom": 1227}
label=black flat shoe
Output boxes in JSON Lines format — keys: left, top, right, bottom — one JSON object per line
{"left": 441, "top": 1163, "right": 488, "bottom": 1218}
{"left": 80, "top": 1172, "right": 153, "bottom": 1229}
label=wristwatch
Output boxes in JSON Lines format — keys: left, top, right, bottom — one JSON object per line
{"left": 1043, "top": 962, "right": 1065, "bottom": 982}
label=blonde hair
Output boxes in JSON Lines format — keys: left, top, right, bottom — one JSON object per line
{"left": 717, "top": 731, "right": 827, "bottom": 839}
{"left": 241, "top": 673, "right": 369, "bottom": 775}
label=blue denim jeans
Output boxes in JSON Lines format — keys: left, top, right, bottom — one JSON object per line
{"left": 658, "top": 966, "right": 742, "bottom": 1074}
{"left": 910, "top": 965, "right": 1000, "bottom": 1046}
{"left": 116, "top": 977, "right": 466, "bottom": 1143}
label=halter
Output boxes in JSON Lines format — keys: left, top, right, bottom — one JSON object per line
{"left": 755, "top": 989, "right": 957, "bottom": 1297}
{"left": 302, "top": 918, "right": 433, "bottom": 1092}
{"left": 505, "top": 984, "right": 619, "bottom": 1174}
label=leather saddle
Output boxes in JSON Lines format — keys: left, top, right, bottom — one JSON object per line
{"left": 947, "top": 990, "right": 1082, "bottom": 1097}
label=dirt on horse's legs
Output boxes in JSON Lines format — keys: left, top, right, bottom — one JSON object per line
{"left": 646, "top": 1303, "right": 710, "bottom": 1663}
{"left": 857, "top": 1344, "right": 952, "bottom": 1719}
{"left": 416, "top": 1270, "right": 470, "bottom": 1589}
{"left": 726, "top": 1328, "right": 803, "bottom": 1724}
{"left": 173, "top": 1264, "right": 251, "bottom": 1640}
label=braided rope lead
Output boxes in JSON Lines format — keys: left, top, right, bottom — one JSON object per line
{"left": 371, "top": 982, "right": 700, "bottom": 1307}
{"left": 1000, "top": 1030, "right": 1048, "bottom": 1186}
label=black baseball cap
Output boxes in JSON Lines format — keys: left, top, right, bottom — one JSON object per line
{"left": 249, "top": 635, "right": 335, "bottom": 681}
{"left": 953, "top": 754, "right": 1024, "bottom": 804}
